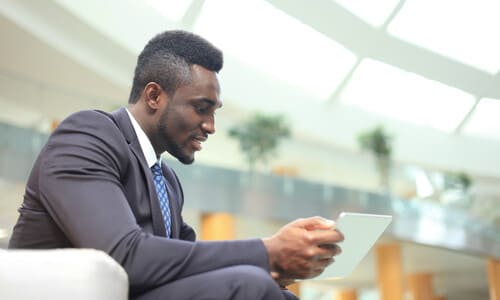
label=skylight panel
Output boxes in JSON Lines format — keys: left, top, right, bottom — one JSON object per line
{"left": 388, "top": 0, "right": 500, "bottom": 74}
{"left": 339, "top": 59, "right": 475, "bottom": 132}
{"left": 462, "top": 98, "right": 500, "bottom": 139}
{"left": 415, "top": 170, "right": 434, "bottom": 198}
{"left": 333, "top": 0, "right": 400, "bottom": 27}
{"left": 194, "top": 0, "right": 357, "bottom": 100}
{"left": 145, "top": 0, "right": 193, "bottom": 22}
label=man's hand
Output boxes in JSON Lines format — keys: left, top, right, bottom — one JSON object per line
{"left": 262, "top": 216, "right": 344, "bottom": 279}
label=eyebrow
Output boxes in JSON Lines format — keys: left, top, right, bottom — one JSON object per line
{"left": 197, "top": 98, "right": 223, "bottom": 109}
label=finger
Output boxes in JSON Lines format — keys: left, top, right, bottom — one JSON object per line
{"left": 305, "top": 267, "right": 326, "bottom": 279}
{"left": 318, "top": 244, "right": 342, "bottom": 256}
{"left": 279, "top": 279, "right": 296, "bottom": 287}
{"left": 317, "top": 244, "right": 342, "bottom": 258}
{"left": 335, "top": 229, "right": 344, "bottom": 241}
{"left": 293, "top": 216, "right": 335, "bottom": 230}
{"left": 315, "top": 257, "right": 334, "bottom": 268}
{"left": 307, "top": 258, "right": 335, "bottom": 278}
{"left": 307, "top": 228, "right": 344, "bottom": 244}
{"left": 270, "top": 271, "right": 280, "bottom": 280}
{"left": 313, "top": 246, "right": 341, "bottom": 262}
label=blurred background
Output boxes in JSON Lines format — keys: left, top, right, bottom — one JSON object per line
{"left": 0, "top": 0, "right": 499, "bottom": 299}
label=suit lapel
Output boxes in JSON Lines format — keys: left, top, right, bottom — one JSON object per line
{"left": 110, "top": 108, "right": 167, "bottom": 237}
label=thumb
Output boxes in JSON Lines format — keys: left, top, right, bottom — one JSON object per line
{"left": 294, "top": 216, "right": 335, "bottom": 230}
{"left": 270, "top": 271, "right": 280, "bottom": 280}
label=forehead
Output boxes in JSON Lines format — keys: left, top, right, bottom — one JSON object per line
{"left": 169, "top": 65, "right": 222, "bottom": 108}
{"left": 176, "top": 65, "right": 221, "bottom": 102}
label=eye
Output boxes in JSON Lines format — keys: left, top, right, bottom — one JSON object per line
{"left": 194, "top": 105, "right": 207, "bottom": 114}
{"left": 193, "top": 102, "right": 212, "bottom": 115}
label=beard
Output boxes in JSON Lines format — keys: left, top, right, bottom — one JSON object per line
{"left": 157, "top": 108, "right": 195, "bottom": 165}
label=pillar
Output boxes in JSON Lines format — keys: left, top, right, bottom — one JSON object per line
{"left": 271, "top": 165, "right": 298, "bottom": 177}
{"left": 376, "top": 243, "right": 404, "bottom": 300}
{"left": 51, "top": 119, "right": 60, "bottom": 131}
{"left": 200, "top": 212, "right": 235, "bottom": 240}
{"left": 287, "top": 283, "right": 301, "bottom": 298}
{"left": 488, "top": 258, "right": 500, "bottom": 300}
{"left": 336, "top": 289, "right": 357, "bottom": 300}
{"left": 407, "top": 273, "right": 434, "bottom": 300}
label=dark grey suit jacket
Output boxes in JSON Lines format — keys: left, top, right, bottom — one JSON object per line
{"left": 9, "top": 108, "right": 268, "bottom": 295}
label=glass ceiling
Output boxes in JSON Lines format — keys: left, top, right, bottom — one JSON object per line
{"left": 462, "top": 98, "right": 500, "bottom": 140}
{"left": 193, "top": 0, "right": 357, "bottom": 100}
{"left": 334, "top": 0, "right": 400, "bottom": 27}
{"left": 388, "top": 0, "right": 500, "bottom": 74}
{"left": 339, "top": 59, "right": 476, "bottom": 133}
{"left": 142, "top": 0, "right": 497, "bottom": 140}
{"left": 145, "top": 0, "right": 193, "bottom": 22}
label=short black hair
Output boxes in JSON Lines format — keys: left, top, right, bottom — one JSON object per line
{"left": 128, "top": 30, "right": 223, "bottom": 103}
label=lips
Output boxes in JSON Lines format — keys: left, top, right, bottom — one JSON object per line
{"left": 190, "top": 136, "right": 207, "bottom": 151}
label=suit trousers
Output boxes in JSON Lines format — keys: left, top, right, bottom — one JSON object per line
{"left": 132, "top": 265, "right": 299, "bottom": 300}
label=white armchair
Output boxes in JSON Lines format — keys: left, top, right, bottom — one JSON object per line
{"left": 0, "top": 248, "right": 128, "bottom": 300}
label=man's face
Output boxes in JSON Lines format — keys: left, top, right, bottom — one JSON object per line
{"left": 156, "top": 65, "right": 222, "bottom": 164}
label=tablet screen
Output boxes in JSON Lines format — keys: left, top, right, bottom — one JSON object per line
{"left": 314, "top": 212, "right": 392, "bottom": 280}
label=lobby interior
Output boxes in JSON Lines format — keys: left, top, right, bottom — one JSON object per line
{"left": 0, "top": 1, "right": 499, "bottom": 299}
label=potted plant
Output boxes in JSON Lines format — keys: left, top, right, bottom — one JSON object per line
{"left": 443, "top": 171, "right": 472, "bottom": 191}
{"left": 228, "top": 112, "right": 290, "bottom": 172}
{"left": 441, "top": 171, "right": 473, "bottom": 207}
{"left": 357, "top": 125, "right": 393, "bottom": 191}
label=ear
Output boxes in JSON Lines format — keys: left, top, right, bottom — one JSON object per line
{"left": 143, "top": 82, "right": 166, "bottom": 110}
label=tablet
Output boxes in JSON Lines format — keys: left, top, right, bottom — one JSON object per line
{"left": 314, "top": 212, "right": 392, "bottom": 280}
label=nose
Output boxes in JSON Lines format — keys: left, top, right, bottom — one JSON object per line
{"left": 201, "top": 115, "right": 216, "bottom": 135}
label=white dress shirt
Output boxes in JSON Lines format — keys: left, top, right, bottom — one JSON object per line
{"left": 126, "top": 108, "right": 161, "bottom": 167}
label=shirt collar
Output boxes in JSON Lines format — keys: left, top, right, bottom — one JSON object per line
{"left": 126, "top": 108, "right": 160, "bottom": 168}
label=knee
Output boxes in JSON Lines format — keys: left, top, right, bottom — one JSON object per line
{"left": 228, "top": 265, "right": 281, "bottom": 298}
{"left": 231, "top": 265, "right": 273, "bottom": 287}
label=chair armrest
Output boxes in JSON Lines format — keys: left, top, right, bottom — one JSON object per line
{"left": 0, "top": 248, "right": 128, "bottom": 300}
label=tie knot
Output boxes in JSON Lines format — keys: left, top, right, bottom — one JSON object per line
{"left": 151, "top": 163, "right": 162, "bottom": 177}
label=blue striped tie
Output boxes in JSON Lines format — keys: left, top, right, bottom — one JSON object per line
{"left": 151, "top": 163, "right": 172, "bottom": 238}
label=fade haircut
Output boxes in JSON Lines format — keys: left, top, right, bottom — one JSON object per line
{"left": 128, "top": 30, "right": 223, "bottom": 103}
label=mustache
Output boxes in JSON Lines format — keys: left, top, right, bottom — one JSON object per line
{"left": 190, "top": 133, "right": 208, "bottom": 142}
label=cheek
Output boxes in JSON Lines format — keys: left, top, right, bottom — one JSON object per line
{"left": 169, "top": 110, "right": 199, "bottom": 136}
{"left": 183, "top": 108, "right": 202, "bottom": 127}
{"left": 172, "top": 117, "right": 193, "bottom": 134}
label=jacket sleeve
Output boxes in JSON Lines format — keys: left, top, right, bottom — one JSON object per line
{"left": 38, "top": 110, "right": 269, "bottom": 293}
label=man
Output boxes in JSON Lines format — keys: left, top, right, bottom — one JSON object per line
{"left": 9, "top": 30, "right": 343, "bottom": 299}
